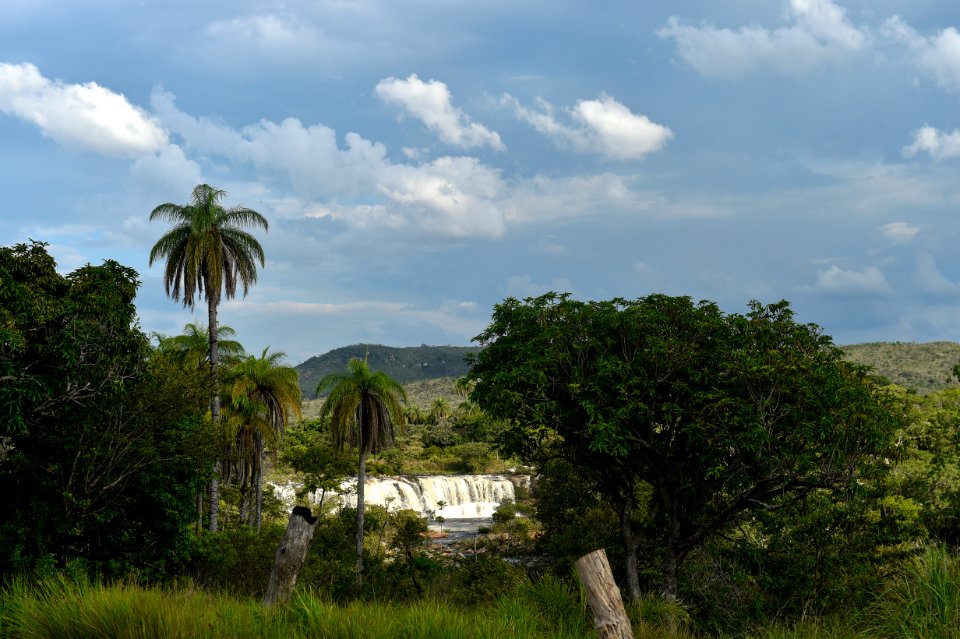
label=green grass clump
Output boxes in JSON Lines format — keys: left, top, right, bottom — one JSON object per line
{"left": 0, "top": 576, "right": 593, "bottom": 639}
{"left": 865, "top": 545, "right": 960, "bottom": 639}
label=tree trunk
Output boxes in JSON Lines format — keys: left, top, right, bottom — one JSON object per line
{"left": 263, "top": 506, "right": 318, "bottom": 605}
{"left": 661, "top": 545, "right": 682, "bottom": 601}
{"left": 356, "top": 448, "right": 366, "bottom": 584}
{"left": 575, "top": 549, "right": 634, "bottom": 639}
{"left": 253, "top": 430, "right": 264, "bottom": 532}
{"left": 618, "top": 495, "right": 641, "bottom": 602}
{"left": 661, "top": 509, "right": 683, "bottom": 600}
{"left": 208, "top": 295, "right": 221, "bottom": 532}
{"left": 209, "top": 466, "right": 220, "bottom": 534}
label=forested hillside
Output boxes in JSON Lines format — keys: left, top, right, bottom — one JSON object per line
{"left": 841, "top": 341, "right": 960, "bottom": 395}
{"left": 297, "top": 341, "right": 960, "bottom": 399}
{"left": 295, "top": 344, "right": 479, "bottom": 398}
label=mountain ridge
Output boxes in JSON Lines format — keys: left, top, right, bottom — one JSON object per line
{"left": 295, "top": 343, "right": 479, "bottom": 398}
{"left": 295, "top": 341, "right": 960, "bottom": 399}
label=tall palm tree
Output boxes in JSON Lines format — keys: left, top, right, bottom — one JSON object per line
{"left": 316, "top": 358, "right": 406, "bottom": 583}
{"left": 225, "top": 348, "right": 302, "bottom": 531}
{"left": 149, "top": 184, "right": 268, "bottom": 531}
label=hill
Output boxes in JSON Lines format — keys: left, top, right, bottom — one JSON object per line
{"left": 841, "top": 341, "right": 960, "bottom": 395}
{"left": 295, "top": 344, "right": 479, "bottom": 399}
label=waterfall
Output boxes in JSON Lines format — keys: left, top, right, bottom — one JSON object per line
{"left": 276, "top": 474, "right": 518, "bottom": 519}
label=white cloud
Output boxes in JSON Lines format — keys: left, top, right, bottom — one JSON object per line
{"left": 151, "top": 88, "right": 506, "bottom": 238}
{"left": 809, "top": 265, "right": 891, "bottom": 296}
{"left": 503, "top": 173, "right": 645, "bottom": 223}
{"left": 375, "top": 74, "right": 503, "bottom": 150}
{"left": 915, "top": 254, "right": 959, "bottom": 295}
{"left": 0, "top": 62, "right": 168, "bottom": 156}
{"left": 207, "top": 15, "right": 320, "bottom": 51}
{"left": 130, "top": 144, "right": 204, "bottom": 196}
{"left": 882, "top": 16, "right": 960, "bottom": 93}
{"left": 902, "top": 125, "right": 960, "bottom": 160}
{"left": 880, "top": 222, "right": 919, "bottom": 244}
{"left": 658, "top": 0, "right": 867, "bottom": 78}
{"left": 503, "top": 93, "right": 672, "bottom": 160}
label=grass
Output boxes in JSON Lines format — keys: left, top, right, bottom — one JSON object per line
{"left": 863, "top": 545, "right": 960, "bottom": 639}
{"left": 8, "top": 549, "right": 960, "bottom": 639}
{"left": 0, "top": 576, "right": 593, "bottom": 639}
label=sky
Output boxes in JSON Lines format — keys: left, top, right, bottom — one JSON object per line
{"left": 4, "top": 0, "right": 960, "bottom": 366}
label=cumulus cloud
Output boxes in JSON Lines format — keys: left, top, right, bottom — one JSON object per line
{"left": 882, "top": 17, "right": 960, "bottom": 93}
{"left": 880, "top": 222, "right": 919, "bottom": 244}
{"left": 902, "top": 126, "right": 960, "bottom": 161}
{"left": 658, "top": 0, "right": 867, "bottom": 78}
{"left": 502, "top": 93, "right": 672, "bottom": 160}
{"left": 809, "top": 265, "right": 891, "bottom": 296}
{"left": 152, "top": 88, "right": 506, "bottom": 238}
{"left": 375, "top": 74, "right": 503, "bottom": 150}
{"left": 0, "top": 62, "right": 168, "bottom": 156}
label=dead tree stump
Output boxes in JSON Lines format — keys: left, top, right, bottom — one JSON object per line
{"left": 263, "top": 506, "right": 319, "bottom": 605}
{"left": 575, "top": 549, "right": 634, "bottom": 639}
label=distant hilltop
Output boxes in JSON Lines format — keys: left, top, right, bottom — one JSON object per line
{"left": 295, "top": 344, "right": 480, "bottom": 399}
{"left": 295, "top": 341, "right": 960, "bottom": 400}
{"left": 841, "top": 341, "right": 960, "bottom": 396}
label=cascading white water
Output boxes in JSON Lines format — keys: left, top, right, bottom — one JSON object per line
{"left": 318, "top": 474, "right": 517, "bottom": 519}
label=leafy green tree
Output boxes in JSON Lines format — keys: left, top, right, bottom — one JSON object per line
{"left": 149, "top": 183, "right": 268, "bottom": 531}
{"left": 224, "top": 348, "right": 302, "bottom": 531}
{"left": 389, "top": 509, "right": 429, "bottom": 596}
{"left": 0, "top": 241, "right": 214, "bottom": 576}
{"left": 316, "top": 358, "right": 407, "bottom": 584}
{"left": 467, "top": 293, "right": 903, "bottom": 599}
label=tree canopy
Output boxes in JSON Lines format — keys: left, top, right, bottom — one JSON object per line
{"left": 467, "top": 293, "right": 905, "bottom": 599}
{"left": 0, "top": 241, "right": 214, "bottom": 576}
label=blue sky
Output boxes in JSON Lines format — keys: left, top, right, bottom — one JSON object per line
{"left": 4, "top": 0, "right": 960, "bottom": 365}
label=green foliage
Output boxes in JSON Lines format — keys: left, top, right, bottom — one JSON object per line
{"left": 0, "top": 242, "right": 214, "bottom": 578}
{"left": 468, "top": 293, "right": 905, "bottom": 597}
{"left": 842, "top": 342, "right": 960, "bottom": 395}
{"left": 297, "top": 345, "right": 480, "bottom": 399}
{"left": 446, "top": 556, "right": 527, "bottom": 606}
{"left": 866, "top": 545, "right": 960, "bottom": 638}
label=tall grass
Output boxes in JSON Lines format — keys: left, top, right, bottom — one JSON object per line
{"left": 865, "top": 545, "right": 960, "bottom": 639}
{"left": 0, "top": 576, "right": 592, "bottom": 639}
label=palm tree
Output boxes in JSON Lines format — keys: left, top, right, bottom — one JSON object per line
{"left": 428, "top": 397, "right": 451, "bottom": 425}
{"left": 154, "top": 321, "right": 246, "bottom": 370}
{"left": 149, "top": 184, "right": 268, "bottom": 532}
{"left": 316, "top": 358, "right": 406, "bottom": 583}
{"left": 225, "top": 348, "right": 302, "bottom": 531}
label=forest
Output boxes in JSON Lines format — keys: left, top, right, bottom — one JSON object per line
{"left": 4, "top": 222, "right": 960, "bottom": 637}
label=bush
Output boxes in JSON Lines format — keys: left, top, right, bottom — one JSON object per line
{"left": 445, "top": 556, "right": 527, "bottom": 606}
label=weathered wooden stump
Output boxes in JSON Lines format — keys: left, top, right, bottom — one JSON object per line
{"left": 575, "top": 549, "right": 634, "bottom": 639}
{"left": 263, "top": 506, "right": 319, "bottom": 605}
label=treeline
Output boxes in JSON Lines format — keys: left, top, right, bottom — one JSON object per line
{"left": 8, "top": 240, "right": 960, "bottom": 637}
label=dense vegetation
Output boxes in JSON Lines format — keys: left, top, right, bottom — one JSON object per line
{"left": 296, "top": 344, "right": 479, "bottom": 398}
{"left": 841, "top": 341, "right": 960, "bottom": 395}
{"left": 7, "top": 234, "right": 960, "bottom": 637}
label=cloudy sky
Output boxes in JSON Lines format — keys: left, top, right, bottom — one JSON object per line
{"left": 4, "top": 0, "right": 960, "bottom": 365}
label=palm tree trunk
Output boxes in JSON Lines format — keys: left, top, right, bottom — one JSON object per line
{"left": 356, "top": 448, "right": 366, "bottom": 585}
{"left": 254, "top": 430, "right": 265, "bottom": 533}
{"left": 208, "top": 295, "right": 221, "bottom": 532}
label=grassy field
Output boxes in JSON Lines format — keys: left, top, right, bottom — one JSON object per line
{"left": 4, "top": 547, "right": 960, "bottom": 638}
